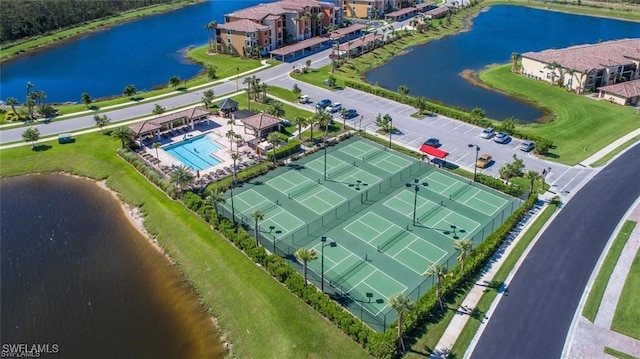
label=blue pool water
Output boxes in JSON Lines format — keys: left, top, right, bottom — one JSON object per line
{"left": 164, "top": 134, "right": 222, "bottom": 171}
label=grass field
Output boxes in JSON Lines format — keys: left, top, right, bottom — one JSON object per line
{"left": 611, "top": 228, "right": 640, "bottom": 340}
{"left": 591, "top": 136, "right": 640, "bottom": 167}
{"left": 0, "top": 134, "right": 369, "bottom": 359}
{"left": 582, "top": 221, "right": 637, "bottom": 322}
{"left": 479, "top": 65, "right": 640, "bottom": 165}
{"left": 449, "top": 198, "right": 561, "bottom": 357}
{"left": 604, "top": 346, "right": 640, "bottom": 359}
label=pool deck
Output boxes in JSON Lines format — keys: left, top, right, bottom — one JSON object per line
{"left": 138, "top": 115, "right": 266, "bottom": 185}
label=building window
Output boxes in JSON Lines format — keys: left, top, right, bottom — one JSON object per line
{"left": 246, "top": 40, "right": 251, "bottom": 46}
{"left": 227, "top": 38, "right": 232, "bottom": 44}
{"left": 246, "top": 32, "right": 250, "bottom": 37}
{"left": 226, "top": 30, "right": 230, "bottom": 35}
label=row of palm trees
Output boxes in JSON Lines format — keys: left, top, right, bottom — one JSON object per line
{"left": 290, "top": 237, "right": 473, "bottom": 354}
{"left": 290, "top": 109, "right": 334, "bottom": 143}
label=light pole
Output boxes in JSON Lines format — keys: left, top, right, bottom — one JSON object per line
{"left": 229, "top": 183, "right": 236, "bottom": 227}
{"left": 236, "top": 67, "right": 239, "bottom": 91}
{"left": 406, "top": 178, "right": 427, "bottom": 226}
{"left": 388, "top": 117, "right": 393, "bottom": 150}
{"left": 468, "top": 144, "right": 480, "bottom": 183}
{"left": 320, "top": 236, "right": 337, "bottom": 292}
{"left": 323, "top": 144, "right": 327, "bottom": 180}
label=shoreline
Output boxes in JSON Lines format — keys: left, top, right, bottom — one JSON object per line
{"left": 92, "top": 176, "right": 232, "bottom": 355}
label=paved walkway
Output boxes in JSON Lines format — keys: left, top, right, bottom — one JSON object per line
{"left": 563, "top": 201, "right": 640, "bottom": 358}
{"left": 428, "top": 195, "right": 552, "bottom": 358}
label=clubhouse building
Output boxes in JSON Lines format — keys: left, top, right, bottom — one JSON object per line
{"left": 520, "top": 38, "right": 640, "bottom": 105}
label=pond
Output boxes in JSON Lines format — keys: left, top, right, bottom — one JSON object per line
{"left": 364, "top": 5, "right": 640, "bottom": 122}
{"left": 0, "top": 174, "right": 224, "bottom": 358}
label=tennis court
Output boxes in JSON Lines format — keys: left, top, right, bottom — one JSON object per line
{"left": 218, "top": 136, "right": 521, "bottom": 331}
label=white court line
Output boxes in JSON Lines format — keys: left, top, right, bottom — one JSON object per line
{"left": 426, "top": 173, "right": 458, "bottom": 191}
{"left": 349, "top": 269, "right": 408, "bottom": 316}
{"left": 432, "top": 212, "right": 481, "bottom": 236}
{"left": 462, "top": 194, "right": 500, "bottom": 216}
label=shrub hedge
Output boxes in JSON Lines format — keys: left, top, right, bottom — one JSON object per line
{"left": 344, "top": 80, "right": 553, "bottom": 153}
{"left": 120, "top": 134, "right": 538, "bottom": 358}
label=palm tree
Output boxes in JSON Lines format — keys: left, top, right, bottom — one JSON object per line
{"left": 205, "top": 190, "right": 226, "bottom": 227}
{"left": 252, "top": 210, "right": 264, "bottom": 245}
{"left": 266, "top": 101, "right": 285, "bottom": 118}
{"left": 525, "top": 170, "right": 542, "bottom": 196}
{"left": 5, "top": 97, "right": 19, "bottom": 114}
{"left": 498, "top": 165, "right": 513, "bottom": 185}
{"left": 292, "top": 116, "right": 307, "bottom": 140}
{"left": 93, "top": 114, "right": 110, "bottom": 134}
{"left": 314, "top": 109, "right": 332, "bottom": 140}
{"left": 511, "top": 52, "right": 520, "bottom": 71}
{"left": 294, "top": 248, "right": 318, "bottom": 285}
{"left": 169, "top": 165, "right": 195, "bottom": 193}
{"left": 398, "top": 85, "right": 410, "bottom": 96}
{"left": 226, "top": 129, "right": 236, "bottom": 153}
{"left": 81, "top": 92, "right": 92, "bottom": 109}
{"left": 424, "top": 262, "right": 448, "bottom": 310}
{"left": 202, "top": 89, "right": 214, "bottom": 108}
{"left": 453, "top": 238, "right": 473, "bottom": 273}
{"left": 153, "top": 142, "right": 161, "bottom": 161}
{"left": 388, "top": 293, "right": 413, "bottom": 354}
{"left": 111, "top": 126, "right": 134, "bottom": 148}
{"left": 547, "top": 61, "right": 559, "bottom": 85}
{"left": 231, "top": 153, "right": 241, "bottom": 182}
{"left": 204, "top": 21, "right": 217, "bottom": 51}
{"left": 267, "top": 132, "right": 282, "bottom": 164}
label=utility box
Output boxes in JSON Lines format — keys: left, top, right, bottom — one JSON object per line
{"left": 58, "top": 133, "right": 73, "bottom": 144}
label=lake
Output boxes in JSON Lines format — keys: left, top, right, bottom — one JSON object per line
{"left": 365, "top": 5, "right": 640, "bottom": 122}
{"left": 0, "top": 0, "right": 277, "bottom": 103}
{"left": 0, "top": 174, "right": 224, "bottom": 358}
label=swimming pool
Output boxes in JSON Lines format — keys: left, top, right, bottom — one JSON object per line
{"left": 164, "top": 133, "right": 223, "bottom": 171}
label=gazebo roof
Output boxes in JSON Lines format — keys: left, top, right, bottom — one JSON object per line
{"left": 218, "top": 98, "right": 239, "bottom": 110}
{"left": 241, "top": 112, "right": 282, "bottom": 130}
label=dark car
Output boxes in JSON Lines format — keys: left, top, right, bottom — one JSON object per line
{"left": 423, "top": 138, "right": 441, "bottom": 147}
{"left": 316, "top": 99, "right": 332, "bottom": 109}
{"left": 341, "top": 109, "right": 358, "bottom": 119}
{"left": 493, "top": 132, "right": 510, "bottom": 144}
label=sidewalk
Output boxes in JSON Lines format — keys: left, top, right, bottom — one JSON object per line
{"left": 429, "top": 195, "right": 553, "bottom": 358}
{"left": 563, "top": 200, "right": 640, "bottom": 358}
{"left": 579, "top": 128, "right": 640, "bottom": 167}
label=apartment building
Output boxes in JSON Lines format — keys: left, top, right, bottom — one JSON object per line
{"left": 520, "top": 38, "right": 640, "bottom": 95}
{"left": 216, "top": 0, "right": 342, "bottom": 57}
{"left": 342, "top": 0, "right": 420, "bottom": 19}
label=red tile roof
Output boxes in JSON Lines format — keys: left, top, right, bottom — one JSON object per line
{"left": 339, "top": 32, "right": 382, "bottom": 51}
{"left": 522, "top": 38, "right": 640, "bottom": 72}
{"left": 218, "top": 19, "right": 270, "bottom": 33}
{"left": 425, "top": 6, "right": 449, "bottom": 17}
{"left": 598, "top": 78, "right": 640, "bottom": 98}
{"left": 129, "top": 107, "right": 211, "bottom": 135}
{"left": 329, "top": 23, "right": 367, "bottom": 39}
{"left": 270, "top": 36, "right": 329, "bottom": 56}
{"left": 227, "top": 0, "right": 333, "bottom": 21}
{"left": 241, "top": 112, "right": 283, "bottom": 130}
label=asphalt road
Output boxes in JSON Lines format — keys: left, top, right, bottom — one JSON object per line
{"left": 470, "top": 142, "right": 640, "bottom": 359}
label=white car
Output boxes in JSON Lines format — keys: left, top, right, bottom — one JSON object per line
{"left": 326, "top": 102, "right": 342, "bottom": 113}
{"left": 480, "top": 127, "right": 495, "bottom": 139}
{"left": 299, "top": 95, "right": 311, "bottom": 104}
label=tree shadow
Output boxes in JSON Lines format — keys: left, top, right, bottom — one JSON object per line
{"left": 89, "top": 105, "right": 100, "bottom": 111}
{"left": 33, "top": 144, "right": 52, "bottom": 152}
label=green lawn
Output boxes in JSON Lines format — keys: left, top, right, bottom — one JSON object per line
{"left": 604, "top": 346, "right": 640, "bottom": 359}
{"left": 449, "top": 198, "right": 561, "bottom": 357}
{"left": 590, "top": 136, "right": 640, "bottom": 167}
{"left": 611, "top": 229, "right": 640, "bottom": 340}
{"left": 267, "top": 85, "right": 300, "bottom": 103}
{"left": 479, "top": 65, "right": 640, "bottom": 165}
{"left": 0, "top": 135, "right": 369, "bottom": 359}
{"left": 583, "top": 221, "right": 637, "bottom": 322}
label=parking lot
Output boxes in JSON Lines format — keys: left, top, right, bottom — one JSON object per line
{"left": 277, "top": 74, "right": 594, "bottom": 198}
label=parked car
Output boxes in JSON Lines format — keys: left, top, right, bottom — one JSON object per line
{"left": 341, "top": 109, "right": 358, "bottom": 119}
{"left": 299, "top": 95, "right": 311, "bottom": 104}
{"left": 520, "top": 141, "right": 535, "bottom": 152}
{"left": 480, "top": 127, "right": 495, "bottom": 139}
{"left": 423, "top": 138, "right": 441, "bottom": 147}
{"left": 493, "top": 132, "right": 510, "bottom": 144}
{"left": 316, "top": 99, "right": 332, "bottom": 109}
{"left": 326, "top": 102, "right": 342, "bottom": 113}
{"left": 476, "top": 154, "right": 492, "bottom": 168}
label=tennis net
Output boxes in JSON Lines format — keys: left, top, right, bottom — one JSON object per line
{"left": 290, "top": 181, "right": 317, "bottom": 198}
{"left": 451, "top": 185, "right": 472, "bottom": 200}
{"left": 418, "top": 205, "right": 441, "bottom": 223}
{"left": 365, "top": 150, "right": 387, "bottom": 162}
{"left": 332, "top": 259, "right": 368, "bottom": 288}
{"left": 378, "top": 228, "right": 409, "bottom": 252}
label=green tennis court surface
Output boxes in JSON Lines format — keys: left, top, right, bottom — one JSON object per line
{"left": 219, "top": 136, "right": 521, "bottom": 331}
